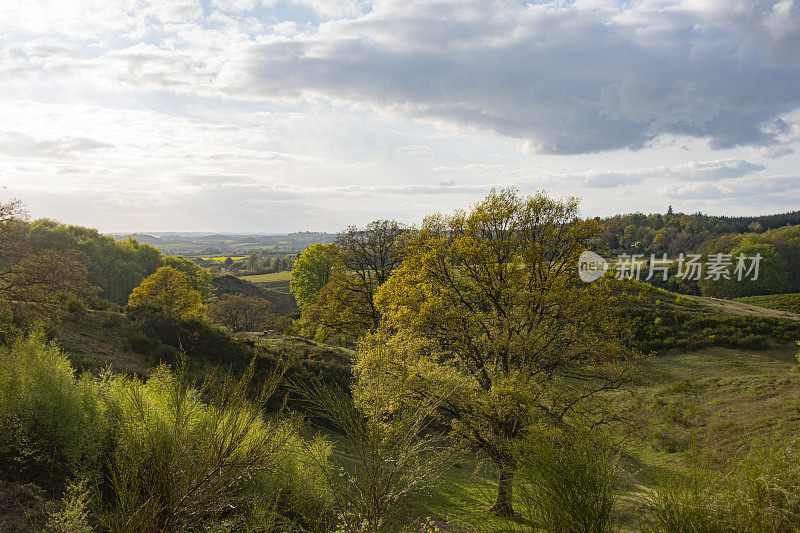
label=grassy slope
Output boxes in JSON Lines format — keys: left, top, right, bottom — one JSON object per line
{"left": 238, "top": 271, "right": 292, "bottom": 283}
{"left": 55, "top": 309, "right": 155, "bottom": 376}
{"left": 734, "top": 292, "right": 800, "bottom": 314}
{"left": 688, "top": 294, "right": 800, "bottom": 320}
{"left": 211, "top": 274, "right": 298, "bottom": 314}
{"left": 49, "top": 283, "right": 800, "bottom": 531}
{"left": 405, "top": 285, "right": 800, "bottom": 531}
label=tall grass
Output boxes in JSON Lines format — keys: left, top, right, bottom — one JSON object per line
{"left": 514, "top": 428, "right": 619, "bottom": 533}
{"left": 100, "top": 361, "right": 289, "bottom": 531}
{"left": 295, "top": 382, "right": 449, "bottom": 533}
{"left": 647, "top": 434, "right": 800, "bottom": 532}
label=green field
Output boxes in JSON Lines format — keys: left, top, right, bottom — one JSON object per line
{"left": 238, "top": 271, "right": 292, "bottom": 283}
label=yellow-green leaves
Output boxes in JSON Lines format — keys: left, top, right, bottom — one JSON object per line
{"left": 127, "top": 266, "right": 204, "bottom": 319}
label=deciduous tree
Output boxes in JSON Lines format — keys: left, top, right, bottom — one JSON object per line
{"left": 290, "top": 243, "right": 338, "bottom": 308}
{"left": 207, "top": 293, "right": 274, "bottom": 332}
{"left": 128, "top": 266, "right": 204, "bottom": 319}
{"left": 356, "top": 189, "right": 636, "bottom": 516}
{"left": 0, "top": 200, "right": 95, "bottom": 320}
{"left": 298, "top": 221, "right": 405, "bottom": 342}
{"left": 165, "top": 256, "right": 212, "bottom": 303}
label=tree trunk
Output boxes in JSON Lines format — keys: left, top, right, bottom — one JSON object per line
{"left": 488, "top": 466, "right": 515, "bottom": 517}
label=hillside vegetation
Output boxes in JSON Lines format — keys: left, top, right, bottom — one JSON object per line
{"left": 5, "top": 192, "right": 800, "bottom": 531}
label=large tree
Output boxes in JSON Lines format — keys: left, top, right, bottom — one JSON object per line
{"left": 165, "top": 255, "right": 212, "bottom": 303}
{"left": 356, "top": 189, "right": 636, "bottom": 516}
{"left": 299, "top": 220, "right": 405, "bottom": 341}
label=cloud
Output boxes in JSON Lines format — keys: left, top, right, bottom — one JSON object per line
{"left": 396, "top": 144, "right": 432, "bottom": 154}
{"left": 660, "top": 175, "right": 800, "bottom": 200}
{"left": 670, "top": 159, "right": 766, "bottom": 180}
{"left": 217, "top": 0, "right": 800, "bottom": 154}
{"left": 0, "top": 131, "right": 113, "bottom": 159}
{"left": 559, "top": 158, "right": 765, "bottom": 189}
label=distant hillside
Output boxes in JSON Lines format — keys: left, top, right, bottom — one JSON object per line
{"left": 210, "top": 275, "right": 298, "bottom": 315}
{"left": 112, "top": 231, "right": 337, "bottom": 256}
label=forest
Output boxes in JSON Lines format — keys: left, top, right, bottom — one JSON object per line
{"left": 3, "top": 191, "right": 800, "bottom": 532}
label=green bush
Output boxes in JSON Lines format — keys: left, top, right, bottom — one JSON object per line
{"left": 46, "top": 478, "right": 93, "bottom": 533}
{"left": 0, "top": 331, "right": 108, "bottom": 485}
{"left": 515, "top": 428, "right": 619, "bottom": 533}
{"left": 129, "top": 306, "right": 254, "bottom": 366}
{"left": 297, "top": 383, "right": 448, "bottom": 533}
{"left": 1, "top": 332, "right": 333, "bottom": 531}
{"left": 98, "top": 362, "right": 331, "bottom": 532}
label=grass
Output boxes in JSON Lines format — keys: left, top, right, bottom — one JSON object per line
{"left": 391, "top": 341, "right": 800, "bottom": 532}
{"left": 734, "top": 292, "right": 800, "bottom": 314}
{"left": 239, "top": 271, "right": 293, "bottom": 283}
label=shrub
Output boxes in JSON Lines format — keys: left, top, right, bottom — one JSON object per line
{"left": 98, "top": 361, "right": 311, "bottom": 532}
{"left": 130, "top": 307, "right": 255, "bottom": 366}
{"left": 515, "top": 428, "right": 619, "bottom": 533}
{"left": 296, "top": 383, "right": 448, "bottom": 533}
{"left": 46, "top": 478, "right": 93, "bottom": 533}
{"left": 1, "top": 332, "right": 332, "bottom": 531}
{"left": 0, "top": 331, "right": 107, "bottom": 485}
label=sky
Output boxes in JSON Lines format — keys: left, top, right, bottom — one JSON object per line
{"left": 1, "top": 0, "right": 799, "bottom": 233}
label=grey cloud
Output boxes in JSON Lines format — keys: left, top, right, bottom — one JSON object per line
{"left": 219, "top": 0, "right": 800, "bottom": 154}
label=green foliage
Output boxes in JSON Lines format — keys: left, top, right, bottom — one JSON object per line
{"left": 362, "top": 189, "right": 636, "bottom": 516}
{"left": 701, "top": 242, "right": 790, "bottom": 298}
{"left": 207, "top": 292, "right": 274, "bottom": 332}
{"left": 28, "top": 219, "right": 164, "bottom": 304}
{"left": 128, "top": 306, "right": 254, "bottom": 365}
{"left": 291, "top": 243, "right": 339, "bottom": 308}
{"left": 298, "top": 220, "right": 405, "bottom": 343}
{"left": 99, "top": 361, "right": 295, "bottom": 531}
{"left": 128, "top": 266, "right": 205, "bottom": 319}
{"left": 624, "top": 305, "right": 799, "bottom": 353}
{"left": 164, "top": 255, "right": 212, "bottom": 302}
{"left": 211, "top": 274, "right": 298, "bottom": 315}
{"left": 296, "top": 382, "right": 448, "bottom": 533}
{"left": 0, "top": 331, "right": 332, "bottom": 531}
{"left": 515, "top": 428, "right": 619, "bottom": 533}
{"left": 0, "top": 331, "right": 108, "bottom": 484}
{"left": 735, "top": 292, "right": 800, "bottom": 314}
{"left": 46, "top": 478, "right": 93, "bottom": 533}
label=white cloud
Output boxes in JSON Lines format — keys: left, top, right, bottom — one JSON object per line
{"left": 2, "top": 0, "right": 800, "bottom": 230}
{"left": 396, "top": 145, "right": 432, "bottom": 154}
